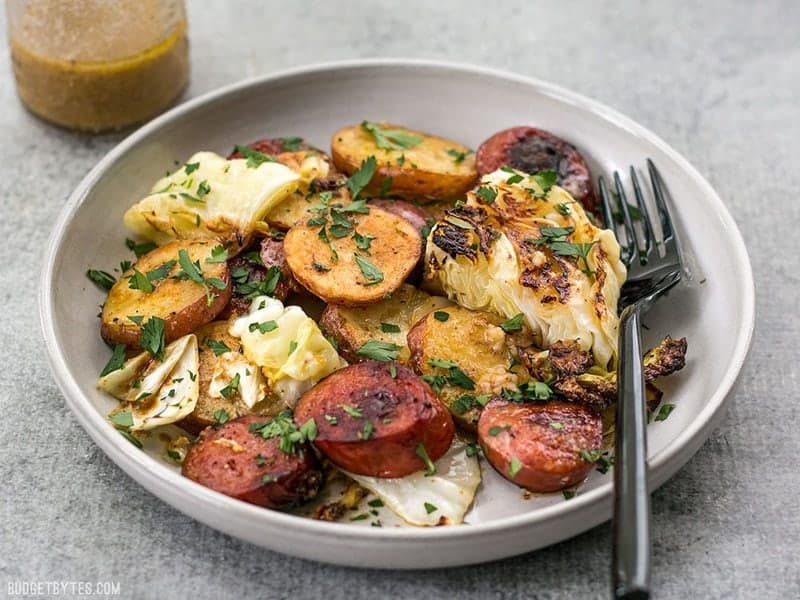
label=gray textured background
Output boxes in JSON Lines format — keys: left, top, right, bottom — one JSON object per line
{"left": 1, "top": 1, "right": 797, "bottom": 598}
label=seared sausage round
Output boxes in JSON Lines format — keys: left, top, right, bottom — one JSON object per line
{"left": 478, "top": 399, "right": 603, "bottom": 492}
{"left": 182, "top": 415, "right": 322, "bottom": 508}
{"left": 294, "top": 361, "right": 455, "bottom": 478}
{"left": 475, "top": 126, "right": 598, "bottom": 216}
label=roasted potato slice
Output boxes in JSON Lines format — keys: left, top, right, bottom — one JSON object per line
{"left": 331, "top": 122, "right": 477, "bottom": 203}
{"left": 266, "top": 187, "right": 351, "bottom": 231}
{"left": 407, "top": 306, "right": 528, "bottom": 430}
{"left": 101, "top": 240, "right": 231, "bottom": 347}
{"left": 319, "top": 284, "right": 451, "bottom": 363}
{"left": 283, "top": 205, "right": 421, "bottom": 306}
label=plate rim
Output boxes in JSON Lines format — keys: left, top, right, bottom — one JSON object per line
{"left": 39, "top": 58, "right": 755, "bottom": 547}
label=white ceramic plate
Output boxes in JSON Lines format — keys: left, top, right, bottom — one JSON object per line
{"left": 40, "top": 59, "right": 754, "bottom": 569}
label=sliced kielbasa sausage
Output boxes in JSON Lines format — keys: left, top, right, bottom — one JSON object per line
{"left": 476, "top": 126, "right": 599, "bottom": 217}
{"left": 227, "top": 137, "right": 310, "bottom": 159}
{"left": 478, "top": 399, "right": 603, "bottom": 492}
{"left": 182, "top": 415, "right": 322, "bottom": 508}
{"left": 367, "top": 199, "right": 429, "bottom": 234}
{"left": 294, "top": 361, "right": 455, "bottom": 478}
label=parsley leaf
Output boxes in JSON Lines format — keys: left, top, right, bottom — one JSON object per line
{"left": 219, "top": 373, "right": 240, "bottom": 399}
{"left": 446, "top": 148, "right": 467, "bottom": 163}
{"left": 184, "top": 162, "right": 200, "bottom": 175}
{"left": 339, "top": 404, "right": 363, "bottom": 418}
{"left": 280, "top": 137, "right": 303, "bottom": 152}
{"left": 248, "top": 411, "right": 315, "bottom": 454}
{"left": 357, "top": 339, "right": 401, "bottom": 362}
{"left": 128, "top": 269, "right": 154, "bottom": 292}
{"left": 125, "top": 238, "right": 156, "bottom": 258}
{"left": 500, "top": 313, "right": 525, "bottom": 333}
{"left": 655, "top": 403, "right": 675, "bottom": 422}
{"left": 140, "top": 317, "right": 165, "bottom": 360}
{"left": 361, "top": 121, "right": 424, "bottom": 151}
{"left": 205, "top": 338, "right": 231, "bottom": 356}
{"left": 476, "top": 185, "right": 497, "bottom": 204}
{"left": 380, "top": 322, "right": 401, "bottom": 333}
{"left": 353, "top": 231, "right": 376, "bottom": 254}
{"left": 424, "top": 502, "right": 438, "bottom": 514}
{"left": 433, "top": 311, "right": 449, "bottom": 322}
{"left": 509, "top": 457, "right": 523, "bottom": 478}
{"left": 205, "top": 245, "right": 228, "bottom": 263}
{"left": 354, "top": 253, "right": 384, "bottom": 285}
{"left": 233, "top": 144, "right": 277, "bottom": 168}
{"left": 249, "top": 320, "right": 278, "bottom": 334}
{"left": 213, "top": 409, "right": 229, "bottom": 424}
{"left": 110, "top": 411, "right": 134, "bottom": 428}
{"left": 86, "top": 269, "right": 116, "bottom": 291}
{"left": 415, "top": 443, "right": 437, "bottom": 476}
{"left": 531, "top": 170, "right": 558, "bottom": 196}
{"left": 99, "top": 344, "right": 127, "bottom": 377}
{"left": 347, "top": 156, "right": 377, "bottom": 200}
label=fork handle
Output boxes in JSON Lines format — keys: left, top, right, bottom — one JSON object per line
{"left": 613, "top": 304, "right": 651, "bottom": 599}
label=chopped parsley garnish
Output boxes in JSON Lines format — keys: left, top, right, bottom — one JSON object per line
{"left": 475, "top": 185, "right": 497, "bottom": 204}
{"left": 350, "top": 513, "right": 369, "bottom": 521}
{"left": 213, "top": 409, "right": 230, "bottom": 424}
{"left": 361, "top": 121, "right": 423, "bottom": 151}
{"left": 205, "top": 245, "right": 228, "bottom": 263}
{"left": 126, "top": 238, "right": 157, "bottom": 258}
{"left": 312, "top": 261, "right": 331, "bottom": 272}
{"left": 127, "top": 268, "right": 154, "bottom": 293}
{"left": 488, "top": 425, "right": 510, "bottom": 436}
{"left": 562, "top": 489, "right": 576, "bottom": 500}
{"left": 280, "top": 136, "right": 303, "bottom": 151}
{"left": 347, "top": 155, "right": 377, "bottom": 201}
{"left": 550, "top": 421, "right": 565, "bottom": 430}
{"left": 109, "top": 410, "right": 133, "bottom": 429}
{"left": 465, "top": 443, "right": 481, "bottom": 458}
{"left": 530, "top": 170, "right": 558, "bottom": 197}
{"left": 354, "top": 253, "right": 384, "bottom": 285}
{"left": 175, "top": 249, "right": 227, "bottom": 304}
{"left": 324, "top": 414, "right": 338, "bottom": 425}
{"left": 249, "top": 320, "right": 278, "bottom": 334}
{"left": 505, "top": 173, "right": 524, "bottom": 185}
{"left": 451, "top": 393, "right": 491, "bottom": 415}
{"left": 235, "top": 266, "right": 281, "bottom": 299}
{"left": 389, "top": 364, "right": 397, "bottom": 379}
{"left": 360, "top": 421, "right": 374, "bottom": 440}
{"left": 579, "top": 449, "right": 614, "bottom": 474}
{"left": 528, "top": 226, "right": 596, "bottom": 278}
{"left": 205, "top": 338, "right": 231, "bottom": 356}
{"left": 446, "top": 148, "right": 468, "bottom": 163}
{"left": 179, "top": 192, "right": 204, "bottom": 204}
{"left": 424, "top": 502, "right": 438, "bottom": 514}
{"left": 184, "top": 162, "right": 200, "bottom": 175}
{"left": 219, "top": 374, "right": 240, "bottom": 399}
{"left": 99, "top": 344, "right": 127, "bottom": 377}
{"left": 367, "top": 498, "right": 384, "bottom": 508}
{"left": 288, "top": 340, "right": 298, "bottom": 355}
{"left": 415, "top": 443, "right": 436, "bottom": 476}
{"left": 500, "top": 313, "right": 525, "bottom": 333}
{"left": 197, "top": 180, "right": 211, "bottom": 197}
{"left": 233, "top": 144, "right": 277, "bottom": 168}
{"left": 353, "top": 231, "right": 376, "bottom": 254}
{"left": 501, "top": 380, "right": 553, "bottom": 402}
{"left": 427, "top": 358, "right": 475, "bottom": 390}
{"left": 339, "top": 404, "right": 363, "bottom": 418}
{"left": 248, "top": 411, "right": 316, "bottom": 454}
{"left": 140, "top": 317, "right": 166, "bottom": 360}
{"left": 654, "top": 403, "right": 675, "bottom": 422}
{"left": 86, "top": 269, "right": 116, "bottom": 291}
{"left": 379, "top": 176, "right": 393, "bottom": 197}
{"left": 508, "top": 457, "right": 523, "bottom": 478}
{"left": 357, "top": 339, "right": 402, "bottom": 362}
{"left": 433, "top": 311, "right": 449, "bottom": 322}
{"left": 380, "top": 322, "right": 401, "bottom": 333}
{"left": 444, "top": 216, "right": 474, "bottom": 230}
{"left": 145, "top": 260, "right": 176, "bottom": 283}
{"left": 555, "top": 202, "right": 572, "bottom": 216}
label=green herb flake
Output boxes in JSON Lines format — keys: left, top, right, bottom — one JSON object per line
{"left": 389, "top": 364, "right": 397, "bottom": 379}
{"left": 339, "top": 404, "right": 363, "bottom": 418}
{"left": 205, "top": 339, "right": 231, "bottom": 356}
{"left": 379, "top": 176, "right": 393, "bottom": 198}
{"left": 234, "top": 144, "right": 278, "bottom": 168}
{"left": 550, "top": 421, "right": 565, "bottom": 431}
{"left": 184, "top": 162, "right": 200, "bottom": 175}
{"left": 99, "top": 344, "right": 127, "bottom": 377}
{"left": 500, "top": 313, "right": 525, "bottom": 333}
{"left": 531, "top": 170, "right": 558, "bottom": 196}
{"left": 281, "top": 137, "right": 303, "bottom": 151}
{"left": 249, "top": 320, "right": 278, "bottom": 334}
{"left": 125, "top": 238, "right": 157, "bottom": 258}
{"left": 415, "top": 443, "right": 437, "bottom": 476}
{"left": 350, "top": 513, "right": 369, "bottom": 521}
{"left": 140, "top": 317, "right": 166, "bottom": 360}
{"left": 424, "top": 502, "right": 438, "bottom": 514}
{"left": 288, "top": 340, "right": 298, "bottom": 355}
{"left": 361, "top": 121, "right": 424, "bottom": 151}
{"left": 367, "top": 498, "right": 384, "bottom": 508}
{"left": 127, "top": 269, "right": 154, "bottom": 293}
{"left": 110, "top": 410, "right": 134, "bottom": 428}
{"left": 197, "top": 180, "right": 211, "bottom": 197}
{"left": 354, "top": 253, "right": 384, "bottom": 285}
{"left": 205, "top": 245, "right": 228, "bottom": 263}
{"left": 465, "top": 443, "right": 481, "bottom": 458}
{"left": 299, "top": 418, "right": 317, "bottom": 442}
{"left": 353, "top": 231, "right": 376, "bottom": 254}
{"left": 488, "top": 425, "right": 510, "bottom": 437}
{"left": 509, "top": 456, "right": 523, "bottom": 478}
{"left": 562, "top": 489, "right": 576, "bottom": 500}
{"left": 555, "top": 202, "right": 572, "bottom": 216}
{"left": 219, "top": 374, "right": 240, "bottom": 399}
{"left": 347, "top": 156, "right": 377, "bottom": 201}
{"left": 357, "top": 340, "right": 402, "bottom": 362}
{"left": 446, "top": 148, "right": 467, "bottom": 163}
{"left": 433, "top": 311, "right": 449, "bottom": 322}
{"left": 476, "top": 186, "right": 497, "bottom": 204}
{"left": 213, "top": 409, "right": 230, "bottom": 425}
{"left": 655, "top": 403, "right": 675, "bottom": 422}
{"left": 360, "top": 421, "right": 374, "bottom": 440}
{"left": 380, "top": 322, "right": 401, "bottom": 333}
{"left": 86, "top": 269, "right": 116, "bottom": 290}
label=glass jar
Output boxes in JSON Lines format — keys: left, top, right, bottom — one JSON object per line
{"left": 6, "top": 0, "right": 189, "bottom": 132}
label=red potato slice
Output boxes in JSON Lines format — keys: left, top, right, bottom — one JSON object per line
{"left": 100, "top": 240, "right": 231, "bottom": 347}
{"left": 294, "top": 361, "right": 455, "bottom": 478}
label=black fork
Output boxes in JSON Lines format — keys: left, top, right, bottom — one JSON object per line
{"left": 598, "top": 160, "right": 684, "bottom": 599}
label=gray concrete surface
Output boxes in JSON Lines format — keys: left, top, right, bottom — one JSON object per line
{"left": 1, "top": 1, "right": 797, "bottom": 598}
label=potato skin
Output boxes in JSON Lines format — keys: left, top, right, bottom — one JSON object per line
{"left": 101, "top": 240, "right": 231, "bottom": 347}
{"left": 294, "top": 361, "right": 455, "bottom": 478}
{"left": 319, "top": 284, "right": 450, "bottom": 363}
{"left": 478, "top": 399, "right": 602, "bottom": 492}
{"left": 331, "top": 123, "right": 477, "bottom": 203}
{"left": 182, "top": 415, "right": 322, "bottom": 508}
{"left": 407, "top": 306, "right": 527, "bottom": 431}
{"left": 283, "top": 205, "right": 421, "bottom": 306}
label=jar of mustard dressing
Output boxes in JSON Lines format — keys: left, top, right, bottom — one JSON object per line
{"left": 7, "top": 0, "right": 189, "bottom": 132}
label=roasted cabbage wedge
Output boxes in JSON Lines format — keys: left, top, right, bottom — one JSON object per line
{"left": 424, "top": 168, "right": 627, "bottom": 370}
{"left": 123, "top": 151, "right": 299, "bottom": 250}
